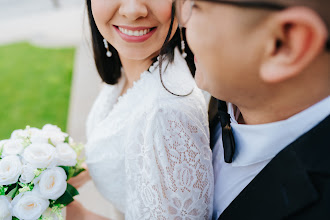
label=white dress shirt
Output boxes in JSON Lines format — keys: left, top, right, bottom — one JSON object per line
{"left": 212, "top": 96, "right": 330, "bottom": 219}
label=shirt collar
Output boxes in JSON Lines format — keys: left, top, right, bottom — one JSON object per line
{"left": 228, "top": 96, "right": 330, "bottom": 167}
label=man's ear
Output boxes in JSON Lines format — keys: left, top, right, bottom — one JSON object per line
{"left": 260, "top": 7, "right": 328, "bottom": 83}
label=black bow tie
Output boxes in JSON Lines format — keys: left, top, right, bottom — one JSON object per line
{"left": 217, "top": 100, "right": 236, "bottom": 163}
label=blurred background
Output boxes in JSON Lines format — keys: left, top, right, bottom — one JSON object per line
{"left": 0, "top": 0, "right": 123, "bottom": 219}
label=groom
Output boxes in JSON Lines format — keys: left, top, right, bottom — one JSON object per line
{"left": 176, "top": 0, "right": 330, "bottom": 219}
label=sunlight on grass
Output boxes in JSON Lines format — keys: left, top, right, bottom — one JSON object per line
{"left": 0, "top": 42, "right": 75, "bottom": 139}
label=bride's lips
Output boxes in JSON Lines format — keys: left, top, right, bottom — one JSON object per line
{"left": 114, "top": 25, "right": 157, "bottom": 43}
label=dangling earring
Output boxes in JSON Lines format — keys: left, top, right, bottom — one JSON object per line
{"left": 103, "top": 38, "right": 112, "bottom": 57}
{"left": 179, "top": 26, "right": 187, "bottom": 58}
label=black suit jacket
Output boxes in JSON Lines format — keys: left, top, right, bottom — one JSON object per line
{"left": 218, "top": 115, "right": 330, "bottom": 220}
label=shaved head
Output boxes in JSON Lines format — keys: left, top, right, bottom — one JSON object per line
{"left": 221, "top": 0, "right": 330, "bottom": 50}
{"left": 231, "top": 0, "right": 330, "bottom": 29}
{"left": 272, "top": 0, "right": 328, "bottom": 26}
{"left": 263, "top": 0, "right": 330, "bottom": 50}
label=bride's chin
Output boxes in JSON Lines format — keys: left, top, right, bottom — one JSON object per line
{"left": 116, "top": 45, "right": 160, "bottom": 59}
{"left": 118, "top": 52, "right": 157, "bottom": 62}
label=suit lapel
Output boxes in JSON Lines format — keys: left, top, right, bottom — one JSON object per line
{"left": 219, "top": 115, "right": 330, "bottom": 220}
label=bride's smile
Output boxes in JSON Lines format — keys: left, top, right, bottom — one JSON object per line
{"left": 91, "top": 0, "right": 176, "bottom": 61}
{"left": 114, "top": 25, "right": 157, "bottom": 43}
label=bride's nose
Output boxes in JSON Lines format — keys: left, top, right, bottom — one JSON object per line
{"left": 118, "top": 0, "right": 148, "bottom": 20}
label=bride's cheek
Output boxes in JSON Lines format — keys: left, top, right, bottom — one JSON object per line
{"left": 153, "top": 3, "right": 173, "bottom": 23}
{"left": 91, "top": 1, "right": 115, "bottom": 25}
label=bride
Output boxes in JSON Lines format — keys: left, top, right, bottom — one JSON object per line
{"left": 67, "top": 0, "right": 213, "bottom": 219}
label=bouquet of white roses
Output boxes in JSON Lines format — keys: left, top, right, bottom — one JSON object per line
{"left": 0, "top": 124, "right": 85, "bottom": 220}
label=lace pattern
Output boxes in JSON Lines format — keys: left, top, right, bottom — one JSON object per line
{"left": 125, "top": 107, "right": 213, "bottom": 219}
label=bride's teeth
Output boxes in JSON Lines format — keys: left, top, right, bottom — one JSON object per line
{"left": 118, "top": 27, "right": 151, "bottom": 36}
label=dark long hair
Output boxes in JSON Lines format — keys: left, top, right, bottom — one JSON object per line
{"left": 86, "top": 0, "right": 195, "bottom": 85}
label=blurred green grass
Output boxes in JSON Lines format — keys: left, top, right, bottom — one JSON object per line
{"left": 0, "top": 42, "right": 75, "bottom": 139}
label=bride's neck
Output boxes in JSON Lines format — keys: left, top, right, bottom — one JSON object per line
{"left": 120, "top": 57, "right": 153, "bottom": 87}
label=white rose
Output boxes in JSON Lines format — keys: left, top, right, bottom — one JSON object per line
{"left": 0, "top": 155, "right": 22, "bottom": 185}
{"left": 42, "top": 125, "right": 68, "bottom": 146}
{"left": 19, "top": 164, "right": 36, "bottom": 184}
{"left": 34, "top": 167, "right": 67, "bottom": 200}
{"left": 42, "top": 124, "right": 62, "bottom": 133}
{"left": 2, "top": 139, "right": 24, "bottom": 157}
{"left": 28, "top": 127, "right": 41, "bottom": 136}
{"left": 0, "top": 196, "right": 12, "bottom": 220}
{"left": 12, "top": 191, "right": 49, "bottom": 220}
{"left": 55, "top": 143, "right": 77, "bottom": 166}
{"left": 30, "top": 130, "right": 49, "bottom": 144}
{"left": 10, "top": 129, "right": 29, "bottom": 140}
{"left": 46, "top": 132, "right": 66, "bottom": 146}
{"left": 23, "top": 143, "right": 56, "bottom": 168}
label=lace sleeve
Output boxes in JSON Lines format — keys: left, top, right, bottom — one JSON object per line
{"left": 125, "top": 107, "right": 214, "bottom": 220}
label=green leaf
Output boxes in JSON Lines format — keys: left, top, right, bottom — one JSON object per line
{"left": 60, "top": 166, "right": 70, "bottom": 175}
{"left": 64, "top": 136, "right": 70, "bottom": 144}
{"left": 66, "top": 183, "right": 79, "bottom": 197}
{"left": 60, "top": 166, "right": 75, "bottom": 180}
{"left": 48, "top": 138, "right": 55, "bottom": 147}
{"left": 54, "top": 190, "right": 74, "bottom": 206}
{"left": 53, "top": 183, "right": 79, "bottom": 206}
{"left": 0, "top": 186, "right": 8, "bottom": 195}
{"left": 72, "top": 167, "right": 85, "bottom": 178}
{"left": 7, "top": 184, "right": 19, "bottom": 198}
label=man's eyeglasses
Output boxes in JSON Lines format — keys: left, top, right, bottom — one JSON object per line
{"left": 174, "top": 0, "right": 330, "bottom": 51}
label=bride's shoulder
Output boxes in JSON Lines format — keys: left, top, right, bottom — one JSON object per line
{"left": 148, "top": 87, "right": 208, "bottom": 130}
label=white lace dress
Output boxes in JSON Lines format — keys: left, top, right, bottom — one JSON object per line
{"left": 85, "top": 49, "right": 214, "bottom": 219}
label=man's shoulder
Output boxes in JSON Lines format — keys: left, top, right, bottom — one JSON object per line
{"left": 286, "top": 114, "right": 330, "bottom": 172}
{"left": 219, "top": 115, "right": 330, "bottom": 220}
